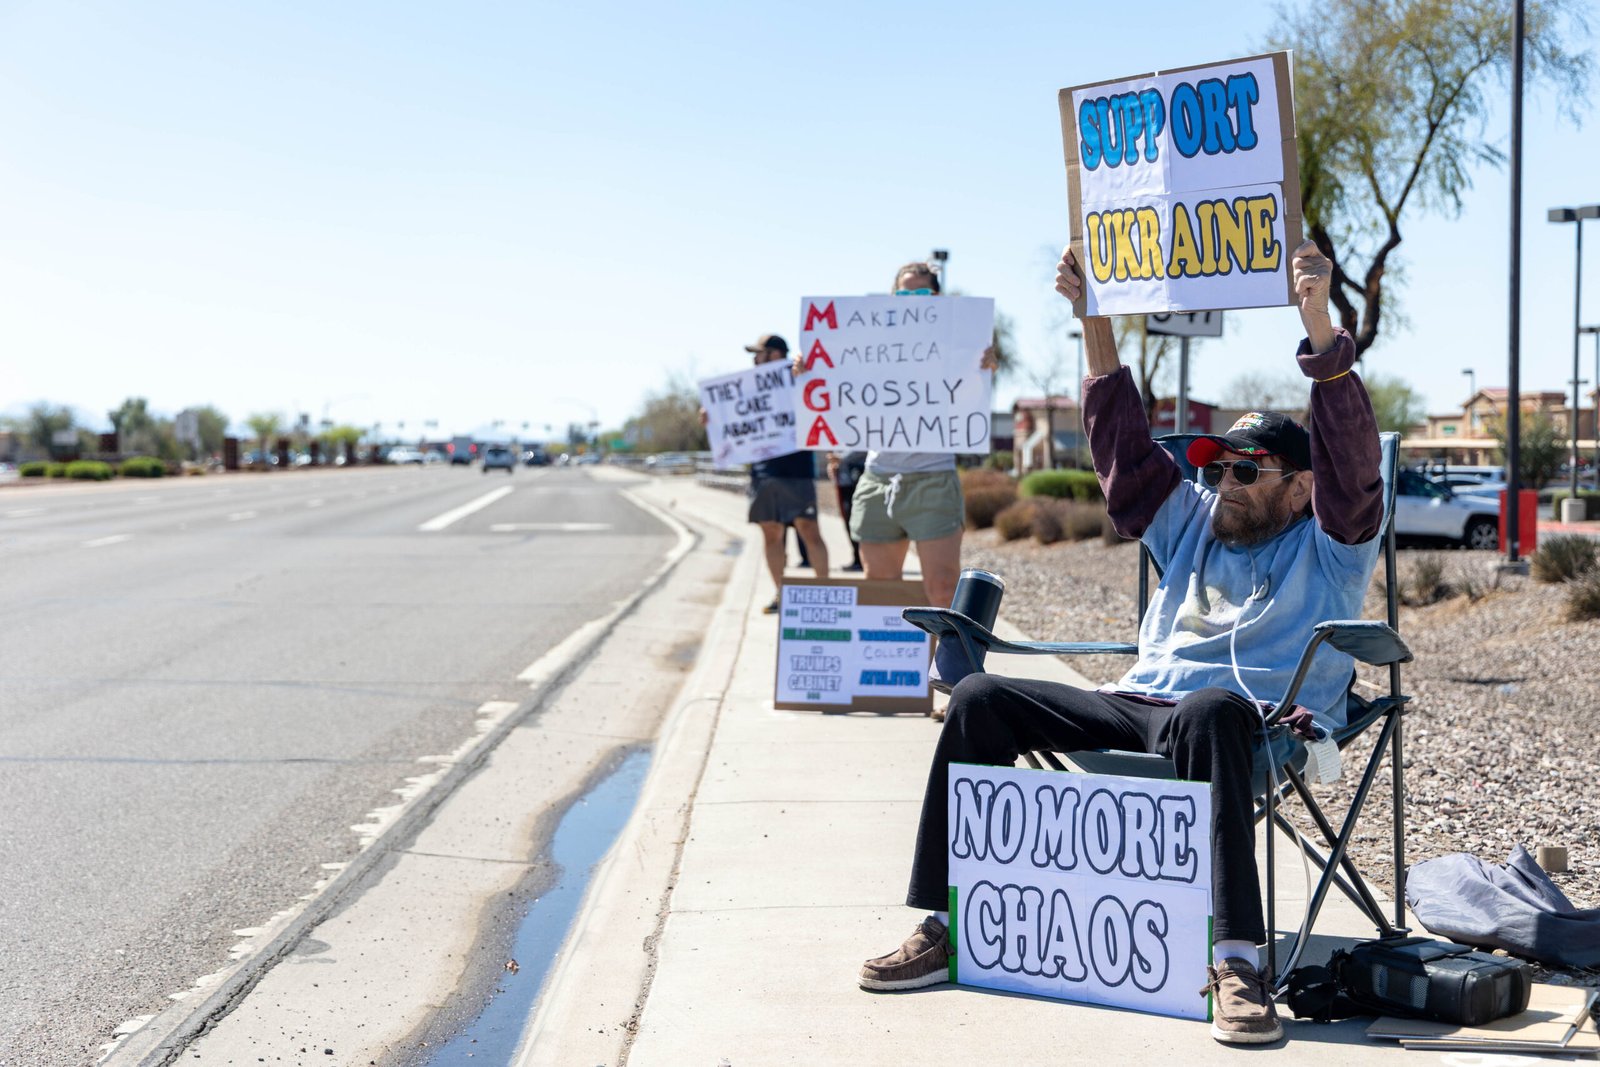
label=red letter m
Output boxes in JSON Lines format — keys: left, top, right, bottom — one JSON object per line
{"left": 803, "top": 301, "right": 838, "bottom": 331}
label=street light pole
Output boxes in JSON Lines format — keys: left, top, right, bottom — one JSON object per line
{"left": 1585, "top": 325, "right": 1600, "bottom": 483}
{"left": 1549, "top": 204, "right": 1600, "bottom": 501}
{"left": 1507, "top": 0, "right": 1525, "bottom": 562}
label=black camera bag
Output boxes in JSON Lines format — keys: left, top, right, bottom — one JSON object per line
{"left": 1286, "top": 936, "right": 1530, "bottom": 1025}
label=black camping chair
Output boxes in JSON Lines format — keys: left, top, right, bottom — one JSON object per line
{"left": 904, "top": 432, "right": 1411, "bottom": 988}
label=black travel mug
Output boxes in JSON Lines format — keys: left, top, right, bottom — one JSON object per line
{"left": 950, "top": 567, "right": 1005, "bottom": 629}
{"left": 951, "top": 567, "right": 1005, "bottom": 667}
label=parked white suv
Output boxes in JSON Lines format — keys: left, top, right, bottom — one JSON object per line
{"left": 1394, "top": 469, "right": 1500, "bottom": 549}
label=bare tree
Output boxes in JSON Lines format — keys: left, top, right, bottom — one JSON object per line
{"left": 1274, "top": 0, "right": 1591, "bottom": 355}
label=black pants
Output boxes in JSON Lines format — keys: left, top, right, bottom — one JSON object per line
{"left": 906, "top": 675, "right": 1266, "bottom": 944}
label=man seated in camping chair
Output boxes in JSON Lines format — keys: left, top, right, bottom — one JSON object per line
{"left": 858, "top": 241, "right": 1385, "bottom": 1046}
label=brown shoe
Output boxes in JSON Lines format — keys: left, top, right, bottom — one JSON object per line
{"left": 1202, "top": 957, "right": 1284, "bottom": 1044}
{"left": 859, "top": 917, "right": 950, "bottom": 992}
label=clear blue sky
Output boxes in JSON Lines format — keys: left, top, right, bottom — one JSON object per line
{"left": 1, "top": 1, "right": 1595, "bottom": 441}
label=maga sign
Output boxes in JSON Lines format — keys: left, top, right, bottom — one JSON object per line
{"left": 794, "top": 295, "right": 994, "bottom": 454}
{"left": 1060, "top": 52, "right": 1301, "bottom": 316}
{"left": 947, "top": 763, "right": 1213, "bottom": 1021}
{"left": 700, "top": 363, "right": 798, "bottom": 470}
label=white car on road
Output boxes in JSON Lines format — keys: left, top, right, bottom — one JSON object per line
{"left": 1394, "top": 469, "right": 1500, "bottom": 549}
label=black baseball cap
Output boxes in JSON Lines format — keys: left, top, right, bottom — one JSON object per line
{"left": 1187, "top": 411, "right": 1312, "bottom": 471}
{"left": 744, "top": 334, "right": 789, "bottom": 354}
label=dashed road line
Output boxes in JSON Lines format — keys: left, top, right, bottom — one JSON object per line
{"left": 227, "top": 511, "right": 257, "bottom": 522}
{"left": 83, "top": 534, "right": 132, "bottom": 548}
{"left": 5, "top": 507, "right": 46, "bottom": 518}
{"left": 417, "top": 486, "right": 514, "bottom": 532}
{"left": 489, "top": 522, "right": 612, "bottom": 533}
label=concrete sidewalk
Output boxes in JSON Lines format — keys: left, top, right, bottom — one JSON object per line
{"left": 522, "top": 473, "right": 1425, "bottom": 1066}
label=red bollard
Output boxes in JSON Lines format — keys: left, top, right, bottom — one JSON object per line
{"left": 1498, "top": 489, "right": 1538, "bottom": 554}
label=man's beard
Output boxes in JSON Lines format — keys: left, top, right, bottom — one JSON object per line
{"left": 1210, "top": 490, "right": 1293, "bottom": 547}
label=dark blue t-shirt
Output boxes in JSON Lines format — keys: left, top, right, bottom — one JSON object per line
{"left": 752, "top": 450, "right": 816, "bottom": 480}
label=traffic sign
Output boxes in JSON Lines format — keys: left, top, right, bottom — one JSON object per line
{"left": 1146, "top": 311, "right": 1224, "bottom": 338}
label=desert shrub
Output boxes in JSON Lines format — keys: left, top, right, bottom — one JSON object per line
{"left": 994, "top": 499, "right": 1039, "bottom": 541}
{"left": 1028, "top": 499, "right": 1105, "bottom": 545}
{"left": 961, "top": 469, "right": 1017, "bottom": 530}
{"left": 19, "top": 461, "right": 50, "bottom": 477}
{"left": 1032, "top": 500, "right": 1067, "bottom": 544}
{"left": 1531, "top": 534, "right": 1599, "bottom": 583}
{"left": 46, "top": 462, "right": 67, "bottom": 478}
{"left": 1403, "top": 553, "right": 1449, "bottom": 606}
{"left": 1059, "top": 499, "right": 1106, "bottom": 541}
{"left": 119, "top": 456, "right": 166, "bottom": 478}
{"left": 965, "top": 486, "right": 1017, "bottom": 529}
{"left": 1565, "top": 570, "right": 1600, "bottom": 621}
{"left": 64, "top": 460, "right": 113, "bottom": 481}
{"left": 960, "top": 467, "right": 1015, "bottom": 493}
{"left": 1019, "top": 468, "right": 1101, "bottom": 502}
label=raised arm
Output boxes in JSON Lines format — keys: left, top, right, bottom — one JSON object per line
{"left": 1053, "top": 249, "right": 1181, "bottom": 538}
{"left": 1291, "top": 241, "right": 1383, "bottom": 545}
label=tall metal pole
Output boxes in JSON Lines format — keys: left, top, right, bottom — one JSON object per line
{"left": 1506, "top": 0, "right": 1525, "bottom": 562}
{"left": 1571, "top": 220, "right": 1584, "bottom": 501}
{"left": 1177, "top": 336, "right": 1192, "bottom": 434}
{"left": 1588, "top": 325, "right": 1600, "bottom": 483}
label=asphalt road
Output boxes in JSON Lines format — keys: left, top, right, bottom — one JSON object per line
{"left": 0, "top": 464, "right": 673, "bottom": 1066}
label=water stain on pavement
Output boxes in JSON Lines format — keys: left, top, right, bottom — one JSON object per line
{"left": 420, "top": 747, "right": 652, "bottom": 1065}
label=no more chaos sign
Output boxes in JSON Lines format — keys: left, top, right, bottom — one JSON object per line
{"left": 947, "top": 763, "right": 1214, "bottom": 1021}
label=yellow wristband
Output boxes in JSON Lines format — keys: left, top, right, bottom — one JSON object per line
{"left": 1315, "top": 369, "right": 1351, "bottom": 384}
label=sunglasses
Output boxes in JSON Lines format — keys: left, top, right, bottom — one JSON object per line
{"left": 1200, "top": 459, "right": 1291, "bottom": 487}
{"left": 894, "top": 287, "right": 934, "bottom": 296}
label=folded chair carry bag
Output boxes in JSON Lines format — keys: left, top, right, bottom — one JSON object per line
{"left": 1406, "top": 844, "right": 1600, "bottom": 968}
{"left": 1286, "top": 936, "right": 1531, "bottom": 1025}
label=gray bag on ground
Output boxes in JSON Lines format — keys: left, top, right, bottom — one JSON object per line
{"left": 1406, "top": 844, "right": 1600, "bottom": 967}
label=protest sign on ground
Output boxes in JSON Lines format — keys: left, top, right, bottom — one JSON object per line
{"left": 1060, "top": 51, "right": 1301, "bottom": 316}
{"left": 774, "top": 578, "right": 931, "bottom": 713}
{"left": 699, "top": 363, "right": 798, "bottom": 470}
{"left": 947, "top": 763, "right": 1213, "bottom": 1021}
{"left": 794, "top": 295, "right": 993, "bottom": 454}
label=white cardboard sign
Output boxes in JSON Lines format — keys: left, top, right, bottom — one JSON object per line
{"left": 794, "top": 295, "right": 994, "bottom": 454}
{"left": 773, "top": 579, "right": 931, "bottom": 711}
{"left": 699, "top": 363, "right": 799, "bottom": 470}
{"left": 1060, "top": 51, "right": 1301, "bottom": 316}
{"left": 947, "top": 763, "right": 1213, "bottom": 1021}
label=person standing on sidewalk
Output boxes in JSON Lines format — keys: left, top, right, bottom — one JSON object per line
{"left": 843, "top": 262, "right": 975, "bottom": 613}
{"left": 826, "top": 451, "right": 867, "bottom": 572}
{"left": 740, "top": 334, "right": 830, "bottom": 612}
{"left": 858, "top": 241, "right": 1385, "bottom": 1046}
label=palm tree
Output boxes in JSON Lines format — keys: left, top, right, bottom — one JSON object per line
{"left": 245, "top": 412, "right": 283, "bottom": 466}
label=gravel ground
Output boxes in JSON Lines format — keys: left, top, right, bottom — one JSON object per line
{"left": 960, "top": 528, "right": 1600, "bottom": 985}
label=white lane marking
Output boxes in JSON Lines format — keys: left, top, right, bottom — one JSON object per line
{"left": 228, "top": 511, "right": 257, "bottom": 522}
{"left": 515, "top": 489, "right": 693, "bottom": 686}
{"left": 417, "top": 486, "right": 514, "bottom": 532}
{"left": 306, "top": 498, "right": 324, "bottom": 508}
{"left": 5, "top": 507, "right": 46, "bottom": 518}
{"left": 135, "top": 496, "right": 159, "bottom": 504}
{"left": 83, "top": 534, "right": 132, "bottom": 548}
{"left": 489, "top": 522, "right": 611, "bottom": 532}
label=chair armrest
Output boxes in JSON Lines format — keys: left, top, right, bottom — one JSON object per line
{"left": 901, "top": 607, "right": 1137, "bottom": 658}
{"left": 1266, "top": 620, "right": 1411, "bottom": 726}
{"left": 1314, "top": 620, "right": 1412, "bottom": 666}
